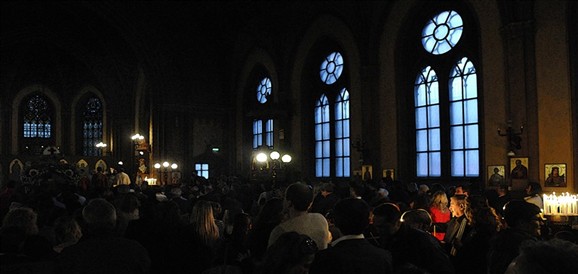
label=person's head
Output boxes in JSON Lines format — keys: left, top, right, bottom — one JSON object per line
{"left": 503, "top": 200, "right": 543, "bottom": 237}
{"left": 284, "top": 183, "right": 313, "bottom": 212}
{"left": 505, "top": 239, "right": 578, "bottom": 274}
{"left": 53, "top": 215, "right": 82, "bottom": 245}
{"left": 418, "top": 184, "right": 430, "bottom": 195}
{"left": 260, "top": 232, "right": 318, "bottom": 274}
{"left": 494, "top": 167, "right": 500, "bottom": 173}
{"left": 256, "top": 197, "right": 284, "bottom": 226}
{"left": 190, "top": 200, "right": 220, "bottom": 245}
{"left": 401, "top": 209, "right": 432, "bottom": 232}
{"left": 372, "top": 203, "right": 402, "bottom": 237}
{"left": 449, "top": 194, "right": 468, "bottom": 217}
{"left": 525, "top": 182, "right": 542, "bottom": 196}
{"left": 2, "top": 207, "right": 39, "bottom": 235}
{"left": 349, "top": 181, "right": 365, "bottom": 198}
{"left": 516, "top": 160, "right": 522, "bottom": 166}
{"left": 333, "top": 198, "right": 370, "bottom": 235}
{"left": 82, "top": 198, "right": 117, "bottom": 230}
{"left": 431, "top": 191, "right": 449, "bottom": 211}
{"left": 497, "top": 185, "right": 509, "bottom": 196}
{"left": 550, "top": 167, "right": 559, "bottom": 176}
{"left": 455, "top": 184, "right": 470, "bottom": 196}
{"left": 319, "top": 182, "right": 335, "bottom": 197}
{"left": 96, "top": 166, "right": 103, "bottom": 173}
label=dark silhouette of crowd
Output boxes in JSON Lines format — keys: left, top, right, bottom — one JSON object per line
{"left": 1, "top": 171, "right": 578, "bottom": 274}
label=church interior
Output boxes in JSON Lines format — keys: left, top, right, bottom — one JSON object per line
{"left": 1, "top": 0, "right": 577, "bottom": 196}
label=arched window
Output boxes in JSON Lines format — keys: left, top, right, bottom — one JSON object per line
{"left": 412, "top": 9, "right": 480, "bottom": 179}
{"left": 253, "top": 77, "right": 274, "bottom": 149}
{"left": 81, "top": 97, "right": 103, "bottom": 156}
{"left": 314, "top": 51, "right": 350, "bottom": 178}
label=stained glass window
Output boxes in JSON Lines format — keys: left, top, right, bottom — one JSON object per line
{"left": 82, "top": 97, "right": 103, "bottom": 156}
{"left": 257, "top": 77, "right": 272, "bottom": 104}
{"left": 253, "top": 119, "right": 263, "bottom": 149}
{"left": 23, "top": 94, "right": 52, "bottom": 138}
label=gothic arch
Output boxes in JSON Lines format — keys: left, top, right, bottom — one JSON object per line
{"left": 70, "top": 85, "right": 107, "bottom": 155}
{"left": 290, "top": 14, "right": 361, "bottom": 177}
{"left": 11, "top": 84, "right": 62, "bottom": 155}
{"left": 235, "top": 48, "right": 279, "bottom": 170}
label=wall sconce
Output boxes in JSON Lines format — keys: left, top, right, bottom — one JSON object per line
{"left": 497, "top": 120, "right": 524, "bottom": 157}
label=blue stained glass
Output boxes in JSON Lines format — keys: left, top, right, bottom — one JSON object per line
{"left": 344, "top": 138, "right": 350, "bottom": 155}
{"left": 316, "top": 160, "right": 323, "bottom": 177}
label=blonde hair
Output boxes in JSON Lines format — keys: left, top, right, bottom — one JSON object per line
{"left": 430, "top": 191, "right": 449, "bottom": 213}
{"left": 190, "top": 200, "right": 220, "bottom": 246}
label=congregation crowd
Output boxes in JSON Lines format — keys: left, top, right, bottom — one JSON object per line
{"left": 1, "top": 169, "right": 578, "bottom": 274}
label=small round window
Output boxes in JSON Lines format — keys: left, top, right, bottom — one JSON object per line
{"left": 320, "top": 52, "right": 344, "bottom": 85}
{"left": 256, "top": 77, "right": 272, "bottom": 104}
{"left": 421, "top": 10, "right": 463, "bottom": 55}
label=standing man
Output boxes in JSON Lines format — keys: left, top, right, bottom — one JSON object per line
{"left": 268, "top": 182, "right": 332, "bottom": 250}
{"left": 115, "top": 167, "right": 131, "bottom": 186}
{"left": 310, "top": 198, "right": 393, "bottom": 274}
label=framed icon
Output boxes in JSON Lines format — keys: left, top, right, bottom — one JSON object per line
{"left": 509, "top": 157, "right": 529, "bottom": 180}
{"left": 544, "top": 163, "right": 566, "bottom": 187}
{"left": 383, "top": 168, "right": 395, "bottom": 180}
{"left": 487, "top": 165, "right": 506, "bottom": 186}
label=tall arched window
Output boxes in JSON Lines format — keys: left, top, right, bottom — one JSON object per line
{"left": 253, "top": 77, "right": 274, "bottom": 149}
{"left": 314, "top": 51, "right": 350, "bottom": 178}
{"left": 82, "top": 97, "right": 103, "bottom": 156}
{"left": 412, "top": 9, "right": 480, "bottom": 179}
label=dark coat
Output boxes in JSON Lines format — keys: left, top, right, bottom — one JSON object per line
{"left": 55, "top": 231, "right": 151, "bottom": 274}
{"left": 384, "top": 224, "right": 455, "bottom": 274}
{"left": 310, "top": 238, "right": 393, "bottom": 274}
